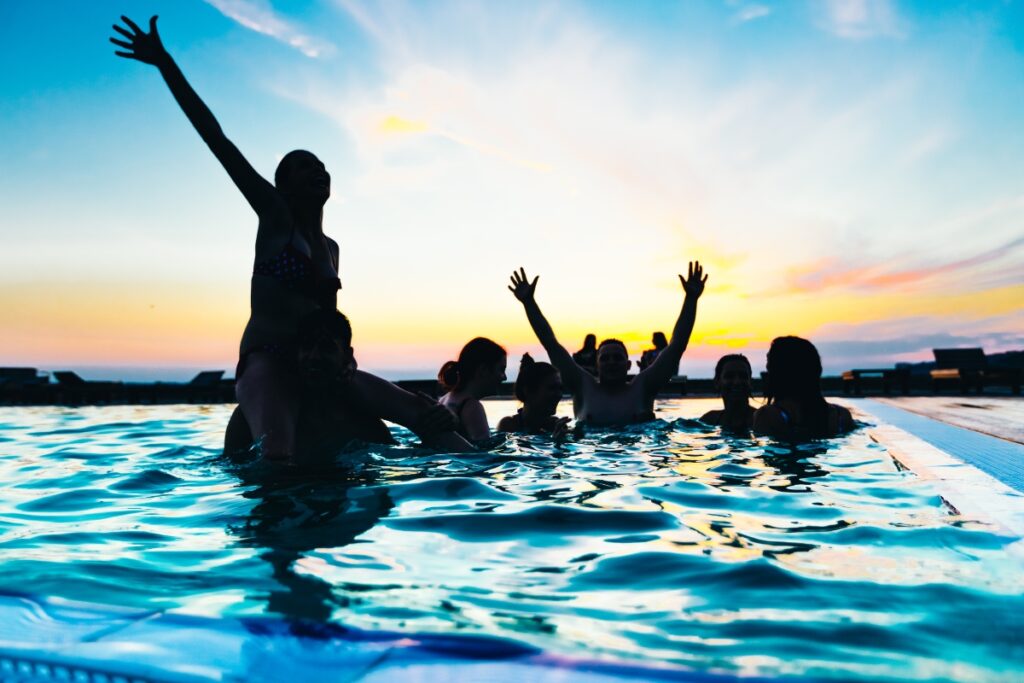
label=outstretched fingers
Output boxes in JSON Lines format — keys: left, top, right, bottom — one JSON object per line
{"left": 112, "top": 24, "right": 135, "bottom": 40}
{"left": 120, "top": 15, "right": 142, "bottom": 34}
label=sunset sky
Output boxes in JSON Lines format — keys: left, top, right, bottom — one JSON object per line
{"left": 2, "top": 0, "right": 1022, "bottom": 380}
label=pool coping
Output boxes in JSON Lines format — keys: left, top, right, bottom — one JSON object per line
{"left": 841, "top": 398, "right": 1024, "bottom": 553}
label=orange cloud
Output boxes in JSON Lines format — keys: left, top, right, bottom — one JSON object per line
{"left": 785, "top": 236, "right": 1024, "bottom": 293}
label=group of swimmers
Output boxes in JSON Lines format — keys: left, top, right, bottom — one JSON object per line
{"left": 112, "top": 15, "right": 853, "bottom": 464}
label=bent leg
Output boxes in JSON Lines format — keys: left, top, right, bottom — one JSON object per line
{"left": 236, "top": 351, "right": 299, "bottom": 462}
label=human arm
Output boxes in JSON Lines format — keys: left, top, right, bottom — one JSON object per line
{"left": 637, "top": 261, "right": 707, "bottom": 396}
{"left": 348, "top": 371, "right": 476, "bottom": 452}
{"left": 508, "top": 268, "right": 584, "bottom": 392}
{"left": 110, "top": 16, "right": 279, "bottom": 216}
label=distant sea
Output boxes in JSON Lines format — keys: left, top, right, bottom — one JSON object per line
{"left": 48, "top": 366, "right": 442, "bottom": 383}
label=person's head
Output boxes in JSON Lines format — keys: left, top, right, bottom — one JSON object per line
{"left": 652, "top": 332, "right": 668, "bottom": 349}
{"left": 596, "top": 338, "right": 631, "bottom": 383}
{"left": 514, "top": 354, "right": 563, "bottom": 415}
{"left": 714, "top": 353, "right": 752, "bottom": 404}
{"left": 275, "top": 150, "right": 330, "bottom": 206}
{"left": 438, "top": 337, "right": 507, "bottom": 395}
{"left": 295, "top": 309, "right": 355, "bottom": 388}
{"left": 583, "top": 334, "right": 597, "bottom": 351}
{"left": 765, "top": 336, "right": 823, "bottom": 404}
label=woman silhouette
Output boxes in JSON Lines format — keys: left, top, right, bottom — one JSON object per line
{"left": 111, "top": 16, "right": 342, "bottom": 461}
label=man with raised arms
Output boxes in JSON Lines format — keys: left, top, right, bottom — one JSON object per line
{"left": 508, "top": 263, "right": 707, "bottom": 426}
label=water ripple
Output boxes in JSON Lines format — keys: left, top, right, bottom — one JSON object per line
{"left": 0, "top": 400, "right": 1020, "bottom": 681}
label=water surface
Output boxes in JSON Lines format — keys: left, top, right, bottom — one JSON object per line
{"left": 0, "top": 400, "right": 1021, "bottom": 681}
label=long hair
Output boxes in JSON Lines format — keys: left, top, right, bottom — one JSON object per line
{"left": 438, "top": 337, "right": 506, "bottom": 392}
{"left": 274, "top": 149, "right": 312, "bottom": 190}
{"left": 764, "top": 336, "right": 829, "bottom": 436}
{"left": 513, "top": 353, "right": 559, "bottom": 402}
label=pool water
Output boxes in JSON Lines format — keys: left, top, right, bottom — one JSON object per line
{"left": 0, "top": 399, "right": 1021, "bottom": 681}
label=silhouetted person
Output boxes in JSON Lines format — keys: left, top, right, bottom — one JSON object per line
{"left": 437, "top": 338, "right": 507, "bottom": 441}
{"left": 224, "top": 310, "right": 474, "bottom": 461}
{"left": 639, "top": 331, "right": 669, "bottom": 371}
{"left": 498, "top": 354, "right": 570, "bottom": 436}
{"left": 508, "top": 262, "right": 707, "bottom": 425}
{"left": 112, "top": 16, "right": 341, "bottom": 462}
{"left": 572, "top": 334, "right": 598, "bottom": 376}
{"left": 753, "top": 336, "right": 854, "bottom": 439}
{"left": 701, "top": 354, "right": 755, "bottom": 431}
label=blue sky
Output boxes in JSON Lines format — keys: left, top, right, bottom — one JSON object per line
{"left": 1, "top": 1, "right": 1022, "bottom": 380}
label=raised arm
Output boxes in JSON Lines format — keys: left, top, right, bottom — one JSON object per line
{"left": 508, "top": 268, "right": 584, "bottom": 392}
{"left": 637, "top": 261, "right": 707, "bottom": 395}
{"left": 111, "top": 16, "right": 279, "bottom": 215}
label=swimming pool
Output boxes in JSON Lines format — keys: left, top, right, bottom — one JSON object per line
{"left": 1, "top": 399, "right": 1021, "bottom": 681}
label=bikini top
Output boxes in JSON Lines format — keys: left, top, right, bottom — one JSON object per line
{"left": 253, "top": 233, "right": 340, "bottom": 310}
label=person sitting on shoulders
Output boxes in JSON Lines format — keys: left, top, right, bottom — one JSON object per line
{"left": 508, "top": 262, "right": 707, "bottom": 426}
{"left": 438, "top": 338, "right": 508, "bottom": 441}
{"left": 638, "top": 332, "right": 668, "bottom": 371}
{"left": 753, "top": 336, "right": 854, "bottom": 439}
{"left": 700, "top": 354, "right": 756, "bottom": 431}
{"left": 224, "top": 310, "right": 474, "bottom": 462}
{"left": 572, "top": 334, "right": 598, "bottom": 376}
{"left": 498, "top": 354, "right": 571, "bottom": 436}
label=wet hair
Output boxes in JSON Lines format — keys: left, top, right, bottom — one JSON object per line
{"left": 652, "top": 332, "right": 668, "bottom": 349}
{"left": 297, "top": 308, "right": 352, "bottom": 350}
{"left": 514, "top": 353, "right": 559, "bottom": 402}
{"left": 597, "top": 338, "right": 628, "bottom": 355}
{"left": 714, "top": 353, "right": 752, "bottom": 380}
{"left": 438, "top": 337, "right": 507, "bottom": 392}
{"left": 583, "top": 334, "right": 597, "bottom": 350}
{"left": 764, "top": 336, "right": 829, "bottom": 436}
{"left": 274, "top": 149, "right": 313, "bottom": 190}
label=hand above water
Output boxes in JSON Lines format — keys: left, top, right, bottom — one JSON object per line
{"left": 111, "top": 15, "right": 169, "bottom": 67}
{"left": 679, "top": 260, "right": 708, "bottom": 299}
{"left": 509, "top": 267, "right": 539, "bottom": 304}
{"left": 413, "top": 394, "right": 459, "bottom": 437}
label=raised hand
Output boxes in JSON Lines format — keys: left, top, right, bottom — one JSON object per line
{"left": 110, "top": 15, "right": 168, "bottom": 66}
{"left": 508, "top": 267, "right": 539, "bottom": 304}
{"left": 549, "top": 416, "right": 572, "bottom": 440}
{"left": 679, "top": 260, "right": 708, "bottom": 299}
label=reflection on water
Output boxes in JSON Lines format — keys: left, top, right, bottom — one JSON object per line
{"left": 0, "top": 400, "right": 1021, "bottom": 681}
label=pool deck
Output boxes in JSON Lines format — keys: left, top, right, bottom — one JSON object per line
{"left": 843, "top": 397, "right": 1024, "bottom": 546}
{"left": 873, "top": 396, "right": 1024, "bottom": 445}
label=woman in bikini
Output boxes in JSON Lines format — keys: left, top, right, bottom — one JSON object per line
{"left": 437, "top": 338, "right": 507, "bottom": 441}
{"left": 497, "top": 354, "right": 570, "bottom": 436}
{"left": 111, "top": 16, "right": 471, "bottom": 460}
{"left": 700, "top": 354, "right": 756, "bottom": 431}
{"left": 753, "top": 337, "right": 854, "bottom": 439}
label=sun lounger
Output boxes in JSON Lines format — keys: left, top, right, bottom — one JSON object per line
{"left": 841, "top": 367, "right": 910, "bottom": 396}
{"left": 930, "top": 348, "right": 1021, "bottom": 395}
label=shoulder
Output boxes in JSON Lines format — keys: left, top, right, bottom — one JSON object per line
{"left": 752, "top": 405, "right": 787, "bottom": 435}
{"left": 497, "top": 415, "right": 517, "bottom": 433}
{"left": 700, "top": 409, "right": 723, "bottom": 425}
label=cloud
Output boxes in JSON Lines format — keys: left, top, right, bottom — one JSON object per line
{"left": 818, "top": 0, "right": 903, "bottom": 40}
{"left": 734, "top": 4, "right": 772, "bottom": 23}
{"left": 204, "top": 0, "right": 334, "bottom": 58}
{"left": 784, "top": 235, "right": 1024, "bottom": 294}
{"left": 808, "top": 314, "right": 1024, "bottom": 372}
